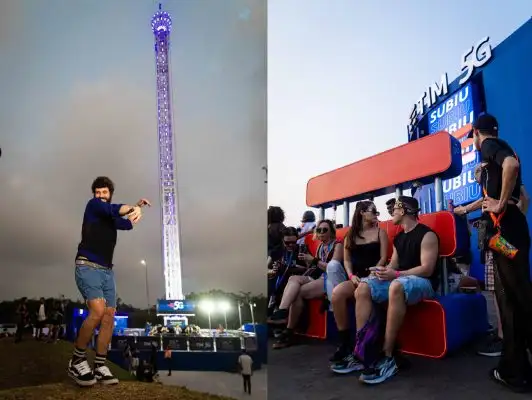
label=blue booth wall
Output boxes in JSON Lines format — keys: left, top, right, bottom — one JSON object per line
{"left": 415, "top": 19, "right": 532, "bottom": 282}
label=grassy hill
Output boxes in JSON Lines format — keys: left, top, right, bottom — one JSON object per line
{"left": 0, "top": 338, "right": 234, "bottom": 400}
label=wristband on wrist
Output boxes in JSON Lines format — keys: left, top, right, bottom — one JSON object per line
{"left": 395, "top": 270, "right": 401, "bottom": 278}
{"left": 348, "top": 273, "right": 354, "bottom": 280}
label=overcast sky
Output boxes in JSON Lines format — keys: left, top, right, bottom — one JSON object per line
{"left": 0, "top": 0, "right": 266, "bottom": 307}
{"left": 268, "top": 0, "right": 531, "bottom": 227}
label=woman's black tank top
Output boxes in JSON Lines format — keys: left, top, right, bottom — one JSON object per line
{"left": 350, "top": 230, "right": 381, "bottom": 278}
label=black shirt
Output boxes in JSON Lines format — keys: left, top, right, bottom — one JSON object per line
{"left": 394, "top": 223, "right": 440, "bottom": 290}
{"left": 349, "top": 233, "right": 381, "bottom": 278}
{"left": 480, "top": 138, "right": 521, "bottom": 202}
{"left": 480, "top": 138, "right": 530, "bottom": 251}
{"left": 76, "top": 198, "right": 133, "bottom": 267}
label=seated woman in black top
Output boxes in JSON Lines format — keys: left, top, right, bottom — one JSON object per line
{"left": 329, "top": 201, "right": 388, "bottom": 365}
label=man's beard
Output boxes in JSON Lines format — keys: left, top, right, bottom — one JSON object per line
{"left": 95, "top": 195, "right": 112, "bottom": 202}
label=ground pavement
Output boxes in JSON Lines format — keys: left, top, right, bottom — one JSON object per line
{"left": 159, "top": 368, "right": 267, "bottom": 400}
{"left": 268, "top": 292, "right": 530, "bottom": 400}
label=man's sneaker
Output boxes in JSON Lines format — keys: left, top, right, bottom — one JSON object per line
{"left": 329, "top": 344, "right": 351, "bottom": 363}
{"left": 273, "top": 328, "right": 283, "bottom": 338}
{"left": 272, "top": 331, "right": 293, "bottom": 349}
{"left": 267, "top": 309, "right": 289, "bottom": 325}
{"left": 68, "top": 359, "right": 96, "bottom": 387}
{"left": 94, "top": 365, "right": 119, "bottom": 385}
{"left": 477, "top": 334, "right": 503, "bottom": 357}
{"left": 331, "top": 353, "right": 364, "bottom": 374}
{"left": 359, "top": 356, "right": 398, "bottom": 385}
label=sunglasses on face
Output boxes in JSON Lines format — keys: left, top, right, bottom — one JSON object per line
{"left": 367, "top": 209, "right": 380, "bottom": 216}
{"left": 284, "top": 240, "right": 297, "bottom": 245}
{"left": 316, "top": 227, "right": 329, "bottom": 234}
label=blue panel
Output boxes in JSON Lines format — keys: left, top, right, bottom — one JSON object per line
{"left": 157, "top": 299, "right": 195, "bottom": 315}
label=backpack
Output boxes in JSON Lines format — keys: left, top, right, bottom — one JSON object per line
{"left": 354, "top": 303, "right": 386, "bottom": 368}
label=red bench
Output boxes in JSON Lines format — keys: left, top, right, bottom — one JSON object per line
{"left": 298, "top": 211, "right": 488, "bottom": 358}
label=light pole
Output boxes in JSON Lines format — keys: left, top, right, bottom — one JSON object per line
{"left": 249, "top": 302, "right": 257, "bottom": 335}
{"left": 199, "top": 300, "right": 214, "bottom": 334}
{"left": 219, "top": 301, "right": 230, "bottom": 330}
{"left": 237, "top": 301, "right": 243, "bottom": 329}
{"left": 140, "top": 260, "right": 150, "bottom": 314}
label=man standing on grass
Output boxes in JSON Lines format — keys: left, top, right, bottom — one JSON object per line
{"left": 67, "top": 176, "right": 150, "bottom": 387}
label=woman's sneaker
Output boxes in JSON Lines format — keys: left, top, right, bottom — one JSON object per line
{"left": 331, "top": 354, "right": 364, "bottom": 374}
{"left": 94, "top": 365, "right": 119, "bottom": 385}
{"left": 359, "top": 356, "right": 398, "bottom": 385}
{"left": 68, "top": 359, "right": 97, "bottom": 387}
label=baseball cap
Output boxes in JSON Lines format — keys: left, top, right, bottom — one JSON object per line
{"left": 467, "top": 113, "right": 499, "bottom": 138}
{"left": 396, "top": 196, "right": 420, "bottom": 215}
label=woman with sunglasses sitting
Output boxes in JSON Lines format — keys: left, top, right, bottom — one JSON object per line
{"left": 268, "top": 219, "right": 344, "bottom": 349}
{"left": 329, "top": 201, "right": 388, "bottom": 369}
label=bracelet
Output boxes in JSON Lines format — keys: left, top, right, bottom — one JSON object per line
{"left": 348, "top": 273, "right": 354, "bottom": 280}
{"left": 395, "top": 270, "right": 400, "bottom": 278}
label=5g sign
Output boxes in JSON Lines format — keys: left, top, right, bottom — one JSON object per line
{"left": 173, "top": 301, "right": 184, "bottom": 311}
{"left": 458, "top": 36, "right": 492, "bottom": 85}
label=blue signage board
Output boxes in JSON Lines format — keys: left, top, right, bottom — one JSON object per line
{"left": 428, "top": 82, "right": 478, "bottom": 135}
{"left": 157, "top": 299, "right": 196, "bottom": 315}
{"left": 415, "top": 82, "right": 484, "bottom": 209}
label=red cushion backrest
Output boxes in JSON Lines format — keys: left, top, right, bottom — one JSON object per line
{"left": 304, "top": 211, "right": 456, "bottom": 258}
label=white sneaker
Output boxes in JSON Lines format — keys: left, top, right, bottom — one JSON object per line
{"left": 94, "top": 365, "right": 119, "bottom": 385}
{"left": 68, "top": 359, "right": 97, "bottom": 387}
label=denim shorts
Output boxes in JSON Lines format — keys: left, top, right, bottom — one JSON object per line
{"left": 75, "top": 265, "right": 117, "bottom": 308}
{"left": 360, "top": 275, "right": 435, "bottom": 305}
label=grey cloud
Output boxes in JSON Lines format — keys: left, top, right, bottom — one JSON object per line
{"left": 0, "top": 0, "right": 266, "bottom": 306}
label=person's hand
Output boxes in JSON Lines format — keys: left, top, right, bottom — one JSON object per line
{"left": 349, "top": 275, "right": 361, "bottom": 286}
{"left": 299, "top": 253, "right": 314, "bottom": 263}
{"left": 137, "top": 198, "right": 152, "bottom": 208}
{"left": 375, "top": 267, "right": 396, "bottom": 281}
{"left": 482, "top": 197, "right": 505, "bottom": 214}
{"left": 272, "top": 262, "right": 280, "bottom": 274}
{"left": 454, "top": 206, "right": 467, "bottom": 216}
{"left": 127, "top": 206, "right": 143, "bottom": 224}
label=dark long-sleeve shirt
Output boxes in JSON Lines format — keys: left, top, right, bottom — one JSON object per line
{"left": 75, "top": 197, "right": 133, "bottom": 268}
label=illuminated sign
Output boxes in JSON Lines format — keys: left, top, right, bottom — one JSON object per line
{"left": 428, "top": 83, "right": 477, "bottom": 135}
{"left": 408, "top": 36, "right": 493, "bottom": 140}
{"left": 157, "top": 299, "right": 196, "bottom": 315}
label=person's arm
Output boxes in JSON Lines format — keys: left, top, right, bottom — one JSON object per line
{"left": 114, "top": 217, "right": 133, "bottom": 231}
{"left": 518, "top": 185, "right": 529, "bottom": 214}
{"left": 456, "top": 198, "right": 483, "bottom": 214}
{"left": 397, "top": 232, "right": 439, "bottom": 278}
{"left": 377, "top": 229, "right": 388, "bottom": 266}
{"left": 343, "top": 239, "right": 354, "bottom": 276}
{"left": 315, "top": 242, "right": 342, "bottom": 270}
{"left": 87, "top": 197, "right": 138, "bottom": 218}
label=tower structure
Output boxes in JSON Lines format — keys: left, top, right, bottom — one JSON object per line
{"left": 151, "top": 4, "right": 183, "bottom": 300}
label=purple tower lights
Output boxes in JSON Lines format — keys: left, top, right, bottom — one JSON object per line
{"left": 151, "top": 4, "right": 183, "bottom": 300}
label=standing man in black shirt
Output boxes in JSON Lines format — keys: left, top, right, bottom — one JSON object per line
{"left": 68, "top": 177, "right": 150, "bottom": 387}
{"left": 354, "top": 196, "right": 439, "bottom": 385}
{"left": 468, "top": 114, "right": 532, "bottom": 392}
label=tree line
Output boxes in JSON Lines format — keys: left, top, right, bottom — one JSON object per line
{"left": 0, "top": 290, "right": 267, "bottom": 329}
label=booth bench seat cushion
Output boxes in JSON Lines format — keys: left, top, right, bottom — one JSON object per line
{"left": 299, "top": 293, "right": 489, "bottom": 358}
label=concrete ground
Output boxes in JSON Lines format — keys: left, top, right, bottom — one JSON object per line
{"left": 158, "top": 368, "right": 267, "bottom": 400}
{"left": 268, "top": 292, "right": 530, "bottom": 400}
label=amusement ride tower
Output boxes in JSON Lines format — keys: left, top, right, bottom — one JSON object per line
{"left": 151, "top": 4, "right": 183, "bottom": 300}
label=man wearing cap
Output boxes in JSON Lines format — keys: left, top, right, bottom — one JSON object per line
{"left": 353, "top": 195, "right": 439, "bottom": 385}
{"left": 468, "top": 113, "right": 532, "bottom": 392}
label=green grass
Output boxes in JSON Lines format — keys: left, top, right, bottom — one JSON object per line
{"left": 0, "top": 337, "right": 234, "bottom": 400}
